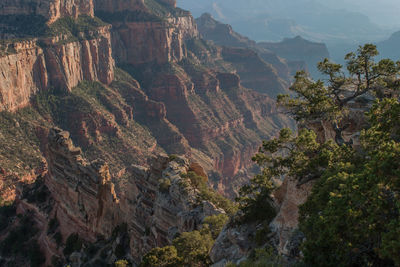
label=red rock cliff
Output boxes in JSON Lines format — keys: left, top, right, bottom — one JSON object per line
{"left": 0, "top": 0, "right": 94, "bottom": 23}
{"left": 0, "top": 26, "right": 114, "bottom": 111}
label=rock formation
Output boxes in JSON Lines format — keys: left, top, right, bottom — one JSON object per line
{"left": 258, "top": 36, "right": 330, "bottom": 78}
{"left": 96, "top": 4, "right": 198, "bottom": 65}
{"left": 43, "top": 128, "right": 224, "bottom": 264}
{"left": 0, "top": 30, "right": 114, "bottom": 111}
{"left": 0, "top": 0, "right": 299, "bottom": 265}
{"left": 196, "top": 13, "right": 300, "bottom": 85}
{"left": 0, "top": 0, "right": 94, "bottom": 23}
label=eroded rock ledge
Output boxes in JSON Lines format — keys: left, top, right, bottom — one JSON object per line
{"left": 26, "top": 127, "right": 225, "bottom": 264}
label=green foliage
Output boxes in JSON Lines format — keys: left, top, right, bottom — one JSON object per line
{"left": 158, "top": 178, "right": 172, "bottom": 193}
{"left": 0, "top": 14, "right": 107, "bottom": 42}
{"left": 237, "top": 128, "right": 347, "bottom": 223}
{"left": 0, "top": 108, "right": 44, "bottom": 174}
{"left": 144, "top": 0, "right": 190, "bottom": 18}
{"left": 0, "top": 14, "right": 48, "bottom": 38}
{"left": 46, "top": 15, "right": 108, "bottom": 44}
{"left": 278, "top": 44, "right": 400, "bottom": 123}
{"left": 227, "top": 247, "right": 282, "bottom": 267}
{"left": 96, "top": 10, "right": 162, "bottom": 23}
{"left": 141, "top": 214, "right": 227, "bottom": 267}
{"left": 173, "top": 230, "right": 214, "bottom": 266}
{"left": 184, "top": 171, "right": 208, "bottom": 188}
{"left": 202, "top": 214, "right": 229, "bottom": 239}
{"left": 115, "top": 259, "right": 130, "bottom": 267}
{"left": 299, "top": 98, "right": 400, "bottom": 266}
{"left": 28, "top": 241, "right": 46, "bottom": 267}
{"left": 141, "top": 246, "right": 181, "bottom": 267}
{"left": 197, "top": 184, "right": 238, "bottom": 216}
{"left": 168, "top": 154, "right": 179, "bottom": 161}
{"left": 181, "top": 171, "right": 238, "bottom": 215}
{"left": 239, "top": 45, "right": 400, "bottom": 266}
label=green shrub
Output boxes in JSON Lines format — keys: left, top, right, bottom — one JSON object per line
{"left": 115, "top": 259, "right": 130, "bottom": 267}
{"left": 0, "top": 14, "right": 48, "bottom": 38}
{"left": 141, "top": 246, "right": 180, "bottom": 267}
{"left": 159, "top": 178, "right": 172, "bottom": 193}
{"left": 173, "top": 230, "right": 214, "bottom": 266}
{"left": 228, "top": 248, "right": 282, "bottom": 267}
{"left": 202, "top": 214, "right": 229, "bottom": 239}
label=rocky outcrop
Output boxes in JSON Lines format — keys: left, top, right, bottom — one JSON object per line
{"left": 0, "top": 26, "right": 114, "bottom": 111}
{"left": 0, "top": 40, "right": 46, "bottom": 111}
{"left": 196, "top": 13, "right": 256, "bottom": 49}
{"left": 195, "top": 13, "right": 293, "bottom": 85}
{"left": 378, "top": 31, "right": 400, "bottom": 60}
{"left": 258, "top": 36, "right": 330, "bottom": 78}
{"left": 0, "top": 0, "right": 94, "bottom": 23}
{"left": 221, "top": 46, "right": 288, "bottom": 97}
{"left": 110, "top": 17, "right": 198, "bottom": 65}
{"left": 95, "top": 0, "right": 198, "bottom": 65}
{"left": 210, "top": 222, "right": 258, "bottom": 266}
{"left": 159, "top": 0, "right": 176, "bottom": 7}
{"left": 41, "top": 127, "right": 224, "bottom": 264}
{"left": 270, "top": 178, "right": 313, "bottom": 259}
{"left": 46, "top": 128, "right": 119, "bottom": 241}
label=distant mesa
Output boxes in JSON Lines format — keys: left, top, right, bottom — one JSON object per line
{"left": 196, "top": 13, "right": 329, "bottom": 80}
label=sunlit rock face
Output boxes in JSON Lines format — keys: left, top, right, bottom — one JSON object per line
{"left": 0, "top": 28, "right": 115, "bottom": 111}
{"left": 0, "top": 0, "right": 95, "bottom": 23}
{"left": 42, "top": 128, "right": 224, "bottom": 264}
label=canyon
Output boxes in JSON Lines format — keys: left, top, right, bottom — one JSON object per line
{"left": 0, "top": 0, "right": 330, "bottom": 266}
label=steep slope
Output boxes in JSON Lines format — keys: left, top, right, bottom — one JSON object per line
{"left": 377, "top": 31, "right": 400, "bottom": 61}
{"left": 258, "top": 36, "right": 329, "bottom": 79}
{"left": 0, "top": 0, "right": 294, "bottom": 197}
{"left": 196, "top": 13, "right": 294, "bottom": 83}
{"left": 177, "top": 0, "right": 391, "bottom": 44}
{"left": 0, "top": 15, "right": 115, "bottom": 112}
{"left": 0, "top": 0, "right": 295, "bottom": 265}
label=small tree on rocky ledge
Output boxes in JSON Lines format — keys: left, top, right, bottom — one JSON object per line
{"left": 236, "top": 45, "right": 400, "bottom": 266}
{"left": 277, "top": 44, "right": 400, "bottom": 145}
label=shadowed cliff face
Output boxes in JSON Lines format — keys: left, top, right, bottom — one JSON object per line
{"left": 0, "top": 0, "right": 294, "bottom": 196}
{"left": 9, "top": 128, "right": 225, "bottom": 266}
{"left": 196, "top": 13, "right": 330, "bottom": 80}
{"left": 0, "top": 0, "right": 296, "bottom": 265}
{"left": 258, "top": 36, "right": 330, "bottom": 79}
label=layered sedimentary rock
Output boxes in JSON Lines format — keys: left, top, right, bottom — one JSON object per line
{"left": 0, "top": 0, "right": 94, "bottom": 23}
{"left": 0, "top": 26, "right": 114, "bottom": 111}
{"left": 95, "top": 0, "right": 198, "bottom": 65}
{"left": 43, "top": 128, "right": 223, "bottom": 263}
{"left": 196, "top": 13, "right": 293, "bottom": 85}
{"left": 221, "top": 46, "right": 288, "bottom": 97}
{"left": 46, "top": 128, "right": 119, "bottom": 240}
{"left": 258, "top": 36, "right": 330, "bottom": 78}
{"left": 210, "top": 94, "right": 374, "bottom": 265}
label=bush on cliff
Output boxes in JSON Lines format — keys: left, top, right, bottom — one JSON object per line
{"left": 141, "top": 214, "right": 228, "bottom": 267}
{"left": 182, "top": 171, "right": 238, "bottom": 215}
{"left": 299, "top": 98, "right": 400, "bottom": 266}
{"left": 237, "top": 44, "right": 400, "bottom": 266}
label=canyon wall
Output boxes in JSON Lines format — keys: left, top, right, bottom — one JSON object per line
{"left": 41, "top": 128, "right": 224, "bottom": 264}
{"left": 0, "top": 26, "right": 114, "bottom": 111}
{"left": 0, "top": 0, "right": 94, "bottom": 23}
